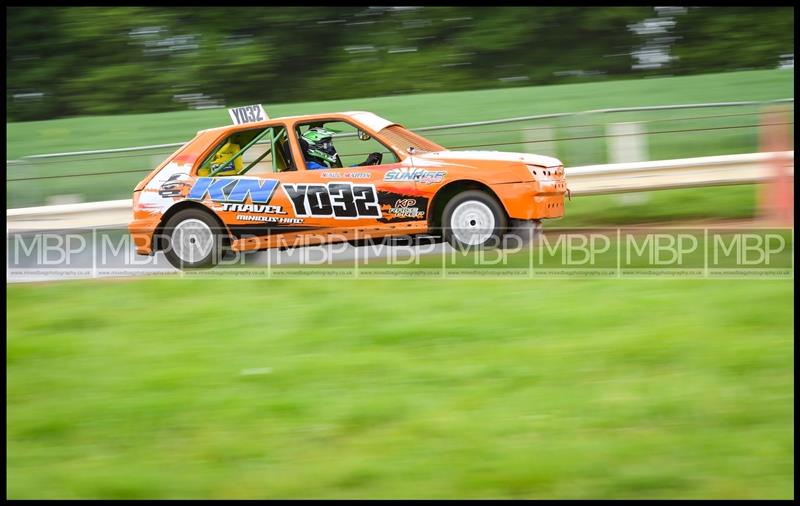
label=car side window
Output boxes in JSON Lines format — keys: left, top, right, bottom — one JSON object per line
{"left": 197, "top": 126, "right": 295, "bottom": 177}
{"left": 295, "top": 120, "right": 399, "bottom": 170}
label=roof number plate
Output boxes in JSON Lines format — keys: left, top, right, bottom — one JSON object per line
{"left": 228, "top": 104, "right": 268, "bottom": 125}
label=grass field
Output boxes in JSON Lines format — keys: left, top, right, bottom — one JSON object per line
{"left": 6, "top": 278, "right": 793, "bottom": 499}
{"left": 6, "top": 69, "right": 794, "bottom": 207}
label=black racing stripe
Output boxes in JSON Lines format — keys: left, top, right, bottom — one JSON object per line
{"left": 228, "top": 224, "right": 322, "bottom": 239}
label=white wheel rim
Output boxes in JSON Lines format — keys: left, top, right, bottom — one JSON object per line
{"left": 450, "top": 200, "right": 495, "bottom": 246}
{"left": 172, "top": 219, "right": 214, "bottom": 263}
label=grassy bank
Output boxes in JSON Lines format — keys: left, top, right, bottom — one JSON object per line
{"left": 7, "top": 277, "right": 794, "bottom": 498}
{"left": 7, "top": 69, "right": 793, "bottom": 158}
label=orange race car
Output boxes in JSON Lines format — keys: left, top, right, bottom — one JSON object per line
{"left": 128, "top": 106, "right": 567, "bottom": 268}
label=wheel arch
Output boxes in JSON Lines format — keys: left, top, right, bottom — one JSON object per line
{"left": 153, "top": 201, "right": 229, "bottom": 251}
{"left": 428, "top": 180, "right": 508, "bottom": 232}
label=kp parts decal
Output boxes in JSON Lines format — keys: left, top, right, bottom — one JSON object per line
{"left": 388, "top": 198, "right": 425, "bottom": 219}
{"left": 377, "top": 191, "right": 429, "bottom": 223}
{"left": 384, "top": 168, "right": 446, "bottom": 184}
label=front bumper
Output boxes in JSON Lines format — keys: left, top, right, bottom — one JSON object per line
{"left": 493, "top": 180, "right": 566, "bottom": 220}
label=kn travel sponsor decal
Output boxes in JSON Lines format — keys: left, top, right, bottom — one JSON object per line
{"left": 187, "top": 177, "right": 299, "bottom": 222}
{"left": 187, "top": 177, "right": 279, "bottom": 204}
{"left": 220, "top": 203, "right": 286, "bottom": 214}
{"left": 221, "top": 203, "right": 303, "bottom": 224}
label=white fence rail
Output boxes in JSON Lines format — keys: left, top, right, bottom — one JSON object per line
{"left": 6, "top": 151, "right": 793, "bottom": 232}
{"left": 566, "top": 151, "right": 793, "bottom": 195}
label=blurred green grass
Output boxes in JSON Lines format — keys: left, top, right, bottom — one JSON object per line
{"left": 7, "top": 278, "right": 794, "bottom": 498}
{"left": 559, "top": 185, "right": 758, "bottom": 228}
{"left": 6, "top": 69, "right": 794, "bottom": 207}
{"left": 6, "top": 69, "right": 794, "bottom": 158}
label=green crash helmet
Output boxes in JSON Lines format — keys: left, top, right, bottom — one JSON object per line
{"left": 301, "top": 126, "right": 340, "bottom": 166}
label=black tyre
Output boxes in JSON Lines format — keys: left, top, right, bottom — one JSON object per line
{"left": 162, "top": 209, "right": 227, "bottom": 269}
{"left": 441, "top": 190, "right": 508, "bottom": 251}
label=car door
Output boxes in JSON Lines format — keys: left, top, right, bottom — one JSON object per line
{"left": 270, "top": 127, "right": 386, "bottom": 235}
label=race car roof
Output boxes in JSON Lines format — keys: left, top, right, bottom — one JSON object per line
{"left": 340, "top": 111, "right": 396, "bottom": 132}
{"left": 198, "top": 111, "right": 398, "bottom": 135}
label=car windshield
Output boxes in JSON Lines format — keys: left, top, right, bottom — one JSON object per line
{"left": 379, "top": 125, "right": 445, "bottom": 154}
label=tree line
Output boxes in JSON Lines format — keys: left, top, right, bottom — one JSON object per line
{"left": 6, "top": 6, "right": 794, "bottom": 122}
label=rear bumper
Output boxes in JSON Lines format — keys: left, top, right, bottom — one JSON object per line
{"left": 128, "top": 216, "right": 160, "bottom": 255}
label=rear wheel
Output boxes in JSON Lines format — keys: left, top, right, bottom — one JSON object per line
{"left": 442, "top": 190, "right": 508, "bottom": 251}
{"left": 162, "top": 209, "right": 227, "bottom": 269}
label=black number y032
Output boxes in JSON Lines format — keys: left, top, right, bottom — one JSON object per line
{"left": 282, "top": 183, "right": 381, "bottom": 219}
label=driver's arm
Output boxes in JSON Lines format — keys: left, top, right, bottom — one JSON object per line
{"left": 355, "top": 152, "right": 382, "bottom": 167}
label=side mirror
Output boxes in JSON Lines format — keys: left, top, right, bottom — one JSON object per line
{"left": 357, "top": 130, "right": 371, "bottom": 141}
{"left": 407, "top": 146, "right": 416, "bottom": 155}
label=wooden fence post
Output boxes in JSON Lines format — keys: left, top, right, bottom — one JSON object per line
{"left": 759, "top": 108, "right": 793, "bottom": 226}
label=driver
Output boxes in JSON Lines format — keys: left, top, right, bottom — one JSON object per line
{"left": 300, "top": 126, "right": 382, "bottom": 170}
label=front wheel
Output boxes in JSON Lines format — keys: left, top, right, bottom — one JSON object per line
{"left": 162, "top": 209, "right": 227, "bottom": 269}
{"left": 441, "top": 190, "right": 508, "bottom": 251}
